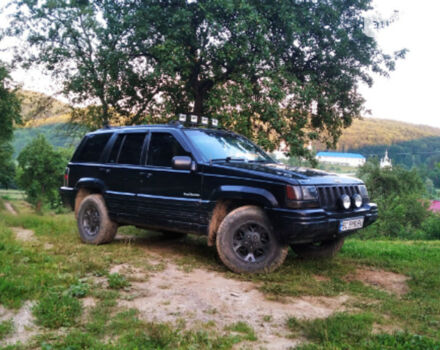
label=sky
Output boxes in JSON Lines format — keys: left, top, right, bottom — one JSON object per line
{"left": 1, "top": 0, "right": 440, "bottom": 128}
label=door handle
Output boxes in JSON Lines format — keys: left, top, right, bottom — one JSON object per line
{"left": 99, "top": 168, "right": 111, "bottom": 174}
{"left": 139, "top": 172, "right": 153, "bottom": 178}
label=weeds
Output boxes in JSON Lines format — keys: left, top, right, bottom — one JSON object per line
{"left": 107, "top": 273, "right": 130, "bottom": 289}
{"left": 33, "top": 291, "right": 82, "bottom": 329}
{"left": 0, "top": 320, "right": 14, "bottom": 340}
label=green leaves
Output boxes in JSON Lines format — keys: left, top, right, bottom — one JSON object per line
{"left": 16, "top": 135, "right": 68, "bottom": 211}
{"left": 7, "top": 0, "right": 404, "bottom": 158}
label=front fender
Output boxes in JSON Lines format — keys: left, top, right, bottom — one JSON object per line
{"left": 210, "top": 185, "right": 278, "bottom": 208}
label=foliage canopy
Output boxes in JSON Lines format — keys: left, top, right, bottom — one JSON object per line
{"left": 8, "top": 0, "right": 405, "bottom": 156}
{"left": 0, "top": 64, "right": 22, "bottom": 188}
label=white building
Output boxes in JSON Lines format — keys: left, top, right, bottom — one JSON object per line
{"left": 380, "top": 150, "right": 392, "bottom": 169}
{"left": 316, "top": 152, "right": 366, "bottom": 167}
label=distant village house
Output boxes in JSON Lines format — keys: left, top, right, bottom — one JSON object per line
{"left": 316, "top": 152, "right": 366, "bottom": 167}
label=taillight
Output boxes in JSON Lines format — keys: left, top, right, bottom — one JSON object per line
{"left": 64, "top": 167, "right": 70, "bottom": 187}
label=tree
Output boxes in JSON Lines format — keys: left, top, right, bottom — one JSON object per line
{"left": 16, "top": 135, "right": 67, "bottom": 212}
{"left": 8, "top": 0, "right": 405, "bottom": 157}
{"left": 0, "top": 64, "right": 21, "bottom": 187}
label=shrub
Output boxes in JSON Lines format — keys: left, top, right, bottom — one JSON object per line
{"left": 16, "top": 135, "right": 68, "bottom": 212}
{"left": 420, "top": 215, "right": 440, "bottom": 240}
{"left": 357, "top": 160, "right": 431, "bottom": 239}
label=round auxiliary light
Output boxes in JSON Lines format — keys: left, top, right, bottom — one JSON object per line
{"left": 340, "top": 194, "right": 351, "bottom": 210}
{"left": 353, "top": 194, "right": 363, "bottom": 208}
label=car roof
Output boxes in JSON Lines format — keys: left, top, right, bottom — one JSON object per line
{"left": 86, "top": 124, "right": 235, "bottom": 136}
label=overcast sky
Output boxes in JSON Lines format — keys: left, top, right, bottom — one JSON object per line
{"left": 1, "top": 0, "right": 439, "bottom": 128}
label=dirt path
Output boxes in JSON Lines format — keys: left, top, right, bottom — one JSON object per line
{"left": 114, "top": 262, "right": 350, "bottom": 350}
{"left": 0, "top": 302, "right": 38, "bottom": 346}
{"left": 4, "top": 202, "right": 17, "bottom": 216}
{"left": 347, "top": 268, "right": 409, "bottom": 296}
{"left": 11, "top": 227, "right": 37, "bottom": 243}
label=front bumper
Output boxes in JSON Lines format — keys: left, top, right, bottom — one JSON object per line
{"left": 267, "top": 203, "right": 378, "bottom": 245}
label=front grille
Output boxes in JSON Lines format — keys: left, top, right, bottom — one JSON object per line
{"left": 317, "top": 185, "right": 361, "bottom": 210}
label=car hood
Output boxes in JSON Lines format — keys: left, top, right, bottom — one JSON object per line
{"left": 213, "top": 161, "right": 363, "bottom": 185}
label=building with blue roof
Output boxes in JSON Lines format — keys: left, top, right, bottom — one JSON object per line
{"left": 316, "top": 151, "right": 366, "bottom": 167}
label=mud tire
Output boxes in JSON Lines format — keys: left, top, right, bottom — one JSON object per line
{"left": 77, "top": 194, "right": 118, "bottom": 244}
{"left": 216, "top": 205, "right": 288, "bottom": 274}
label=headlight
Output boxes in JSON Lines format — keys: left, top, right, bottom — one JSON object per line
{"left": 302, "top": 186, "right": 318, "bottom": 201}
{"left": 352, "top": 194, "right": 363, "bottom": 208}
{"left": 339, "top": 194, "right": 351, "bottom": 210}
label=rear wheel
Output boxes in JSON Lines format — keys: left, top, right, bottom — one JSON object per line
{"left": 291, "top": 237, "right": 344, "bottom": 259}
{"left": 77, "top": 194, "right": 118, "bottom": 244}
{"left": 216, "top": 205, "right": 288, "bottom": 273}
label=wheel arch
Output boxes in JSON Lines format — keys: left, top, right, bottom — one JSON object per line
{"left": 74, "top": 178, "right": 106, "bottom": 218}
{"left": 207, "top": 186, "right": 279, "bottom": 247}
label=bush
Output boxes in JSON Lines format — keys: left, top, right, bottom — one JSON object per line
{"left": 16, "top": 135, "right": 68, "bottom": 212}
{"left": 420, "top": 215, "right": 440, "bottom": 240}
{"left": 357, "top": 160, "right": 431, "bottom": 239}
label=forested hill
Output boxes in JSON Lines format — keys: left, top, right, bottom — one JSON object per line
{"left": 335, "top": 118, "right": 440, "bottom": 151}
{"left": 18, "top": 90, "right": 70, "bottom": 126}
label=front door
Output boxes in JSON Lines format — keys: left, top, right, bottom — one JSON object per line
{"left": 137, "top": 131, "right": 204, "bottom": 232}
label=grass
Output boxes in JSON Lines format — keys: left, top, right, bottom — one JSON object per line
{"left": 287, "top": 313, "right": 440, "bottom": 350}
{"left": 224, "top": 321, "right": 257, "bottom": 341}
{"left": 0, "top": 321, "right": 14, "bottom": 341}
{"left": 33, "top": 292, "right": 82, "bottom": 329}
{"left": 107, "top": 273, "right": 130, "bottom": 289}
{"left": 0, "top": 190, "right": 25, "bottom": 201}
{"left": 1, "top": 199, "right": 440, "bottom": 349}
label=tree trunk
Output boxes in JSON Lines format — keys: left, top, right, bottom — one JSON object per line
{"left": 193, "top": 93, "right": 204, "bottom": 115}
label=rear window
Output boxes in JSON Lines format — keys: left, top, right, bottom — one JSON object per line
{"left": 117, "top": 133, "right": 147, "bottom": 165}
{"left": 74, "top": 133, "right": 112, "bottom": 163}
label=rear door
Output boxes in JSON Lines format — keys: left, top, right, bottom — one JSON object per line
{"left": 101, "top": 131, "right": 148, "bottom": 223}
{"left": 137, "top": 131, "right": 205, "bottom": 231}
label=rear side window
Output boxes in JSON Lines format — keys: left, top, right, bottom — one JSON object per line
{"left": 75, "top": 133, "right": 112, "bottom": 163}
{"left": 113, "top": 133, "right": 146, "bottom": 165}
{"left": 147, "top": 132, "right": 188, "bottom": 167}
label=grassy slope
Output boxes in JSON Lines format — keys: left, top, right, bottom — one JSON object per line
{"left": 0, "top": 198, "right": 440, "bottom": 349}
{"left": 335, "top": 118, "right": 440, "bottom": 151}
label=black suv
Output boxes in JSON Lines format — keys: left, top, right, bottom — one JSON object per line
{"left": 60, "top": 122, "right": 377, "bottom": 273}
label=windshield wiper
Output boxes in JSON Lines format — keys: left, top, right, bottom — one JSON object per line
{"left": 210, "top": 157, "right": 245, "bottom": 165}
{"left": 247, "top": 159, "right": 270, "bottom": 163}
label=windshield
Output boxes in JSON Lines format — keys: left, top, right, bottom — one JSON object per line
{"left": 184, "top": 130, "right": 274, "bottom": 163}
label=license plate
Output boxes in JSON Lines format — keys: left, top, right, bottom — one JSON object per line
{"left": 339, "top": 217, "right": 364, "bottom": 232}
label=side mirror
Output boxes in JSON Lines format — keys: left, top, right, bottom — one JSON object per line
{"left": 172, "top": 156, "right": 194, "bottom": 171}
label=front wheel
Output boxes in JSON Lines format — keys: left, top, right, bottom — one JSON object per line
{"left": 290, "top": 237, "right": 344, "bottom": 259}
{"left": 216, "top": 206, "right": 288, "bottom": 274}
{"left": 77, "top": 194, "right": 118, "bottom": 244}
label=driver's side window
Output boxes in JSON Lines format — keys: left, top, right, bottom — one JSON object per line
{"left": 147, "top": 132, "right": 188, "bottom": 167}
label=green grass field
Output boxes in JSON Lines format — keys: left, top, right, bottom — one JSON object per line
{"left": 0, "top": 190, "right": 25, "bottom": 201}
{"left": 1, "top": 197, "right": 440, "bottom": 349}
